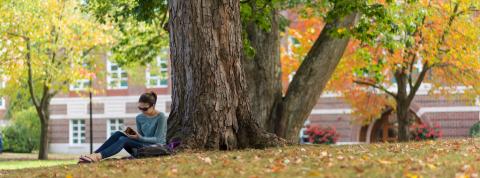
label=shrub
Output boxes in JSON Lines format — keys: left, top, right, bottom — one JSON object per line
{"left": 470, "top": 122, "right": 480, "bottom": 137}
{"left": 1, "top": 107, "right": 40, "bottom": 153}
{"left": 304, "top": 125, "right": 339, "bottom": 145}
{"left": 410, "top": 123, "right": 442, "bottom": 141}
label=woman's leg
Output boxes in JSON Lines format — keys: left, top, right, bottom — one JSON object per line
{"left": 99, "top": 137, "right": 145, "bottom": 159}
{"left": 94, "top": 131, "right": 126, "bottom": 153}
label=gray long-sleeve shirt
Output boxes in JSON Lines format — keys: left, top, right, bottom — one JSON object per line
{"left": 136, "top": 112, "right": 167, "bottom": 144}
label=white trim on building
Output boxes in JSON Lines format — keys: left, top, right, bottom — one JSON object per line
{"left": 50, "top": 95, "right": 171, "bottom": 120}
{"left": 310, "top": 105, "right": 480, "bottom": 117}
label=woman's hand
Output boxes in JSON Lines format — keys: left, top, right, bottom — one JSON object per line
{"left": 127, "top": 133, "right": 140, "bottom": 140}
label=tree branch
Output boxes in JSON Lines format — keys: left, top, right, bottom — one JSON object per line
{"left": 407, "top": 15, "right": 426, "bottom": 91}
{"left": 407, "top": 61, "right": 430, "bottom": 102}
{"left": 6, "top": 32, "right": 28, "bottom": 39}
{"left": 26, "top": 38, "right": 40, "bottom": 109}
{"left": 277, "top": 12, "right": 359, "bottom": 139}
{"left": 353, "top": 80, "right": 397, "bottom": 99}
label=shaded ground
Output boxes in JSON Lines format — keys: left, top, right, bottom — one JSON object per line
{"left": 2, "top": 138, "right": 479, "bottom": 178}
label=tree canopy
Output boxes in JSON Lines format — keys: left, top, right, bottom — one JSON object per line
{"left": 0, "top": 0, "right": 114, "bottom": 159}
{"left": 327, "top": 0, "right": 480, "bottom": 124}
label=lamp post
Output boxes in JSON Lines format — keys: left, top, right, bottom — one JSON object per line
{"left": 88, "top": 59, "right": 93, "bottom": 154}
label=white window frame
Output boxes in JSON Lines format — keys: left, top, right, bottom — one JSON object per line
{"left": 69, "top": 79, "right": 90, "bottom": 91}
{"left": 69, "top": 119, "right": 86, "bottom": 145}
{"left": 106, "top": 119, "right": 124, "bottom": 138}
{"left": 146, "top": 56, "right": 168, "bottom": 88}
{"left": 0, "top": 80, "right": 5, "bottom": 109}
{"left": 106, "top": 60, "right": 128, "bottom": 89}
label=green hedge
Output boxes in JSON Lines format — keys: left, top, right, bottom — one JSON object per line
{"left": 1, "top": 107, "right": 40, "bottom": 153}
{"left": 470, "top": 122, "right": 480, "bottom": 138}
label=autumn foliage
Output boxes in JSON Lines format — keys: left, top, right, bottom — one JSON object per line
{"left": 280, "top": 10, "right": 324, "bottom": 91}
{"left": 328, "top": 1, "right": 480, "bottom": 124}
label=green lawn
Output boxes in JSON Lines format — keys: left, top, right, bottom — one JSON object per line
{"left": 0, "top": 152, "right": 77, "bottom": 173}
{"left": 0, "top": 160, "right": 76, "bottom": 170}
{"left": 2, "top": 138, "right": 480, "bottom": 178}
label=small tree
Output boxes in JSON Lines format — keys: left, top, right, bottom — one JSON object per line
{"left": 328, "top": 1, "right": 480, "bottom": 141}
{"left": 0, "top": 0, "right": 113, "bottom": 159}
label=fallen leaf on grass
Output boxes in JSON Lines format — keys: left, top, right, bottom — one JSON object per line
{"left": 377, "top": 159, "right": 393, "bottom": 165}
{"left": 307, "top": 171, "right": 321, "bottom": 177}
{"left": 404, "top": 172, "right": 420, "bottom": 178}
{"left": 427, "top": 164, "right": 436, "bottom": 170}
{"left": 353, "top": 166, "right": 364, "bottom": 173}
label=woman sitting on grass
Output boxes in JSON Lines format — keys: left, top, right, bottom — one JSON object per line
{"left": 78, "top": 91, "right": 167, "bottom": 163}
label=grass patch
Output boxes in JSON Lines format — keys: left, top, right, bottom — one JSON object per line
{"left": 2, "top": 138, "right": 480, "bottom": 178}
{"left": 0, "top": 160, "right": 76, "bottom": 170}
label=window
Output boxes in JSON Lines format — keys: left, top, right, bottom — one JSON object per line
{"left": 107, "top": 119, "right": 124, "bottom": 138}
{"left": 70, "top": 120, "right": 86, "bottom": 144}
{"left": 70, "top": 60, "right": 92, "bottom": 91}
{"left": 0, "top": 80, "right": 5, "bottom": 109}
{"left": 70, "top": 79, "right": 90, "bottom": 91}
{"left": 146, "top": 56, "right": 168, "bottom": 88}
{"left": 107, "top": 60, "right": 128, "bottom": 89}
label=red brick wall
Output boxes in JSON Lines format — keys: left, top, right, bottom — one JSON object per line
{"left": 60, "top": 53, "right": 171, "bottom": 98}
{"left": 308, "top": 114, "right": 358, "bottom": 142}
{"left": 424, "top": 112, "right": 479, "bottom": 138}
{"left": 308, "top": 95, "right": 479, "bottom": 142}
{"left": 314, "top": 97, "right": 350, "bottom": 109}
{"left": 413, "top": 95, "right": 476, "bottom": 107}
{"left": 49, "top": 119, "right": 69, "bottom": 143}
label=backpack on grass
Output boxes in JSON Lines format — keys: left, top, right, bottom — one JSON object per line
{"left": 134, "top": 139, "right": 181, "bottom": 158}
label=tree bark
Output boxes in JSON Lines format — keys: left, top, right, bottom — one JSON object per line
{"left": 166, "top": 0, "right": 284, "bottom": 149}
{"left": 395, "top": 70, "right": 411, "bottom": 142}
{"left": 38, "top": 116, "right": 49, "bottom": 160}
{"left": 242, "top": 10, "right": 283, "bottom": 132}
{"left": 274, "top": 13, "right": 359, "bottom": 142}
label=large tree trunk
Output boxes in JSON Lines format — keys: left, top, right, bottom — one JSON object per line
{"left": 36, "top": 100, "right": 51, "bottom": 160}
{"left": 166, "top": 0, "right": 284, "bottom": 149}
{"left": 242, "top": 9, "right": 359, "bottom": 143}
{"left": 38, "top": 117, "right": 49, "bottom": 160}
{"left": 396, "top": 101, "right": 410, "bottom": 142}
{"left": 395, "top": 70, "right": 411, "bottom": 142}
{"left": 242, "top": 10, "right": 283, "bottom": 132}
{"left": 273, "top": 13, "right": 359, "bottom": 142}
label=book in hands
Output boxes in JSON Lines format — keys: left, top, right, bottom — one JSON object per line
{"left": 123, "top": 127, "right": 138, "bottom": 136}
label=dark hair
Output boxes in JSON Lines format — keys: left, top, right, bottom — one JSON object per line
{"left": 139, "top": 91, "right": 157, "bottom": 106}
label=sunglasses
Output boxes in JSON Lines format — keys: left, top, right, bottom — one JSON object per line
{"left": 138, "top": 105, "right": 151, "bottom": 111}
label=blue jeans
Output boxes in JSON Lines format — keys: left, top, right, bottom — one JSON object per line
{"left": 95, "top": 131, "right": 151, "bottom": 158}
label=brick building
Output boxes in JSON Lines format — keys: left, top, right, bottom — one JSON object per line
{"left": 0, "top": 51, "right": 479, "bottom": 154}
{"left": 303, "top": 89, "right": 480, "bottom": 144}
